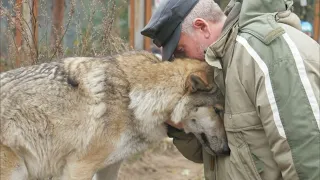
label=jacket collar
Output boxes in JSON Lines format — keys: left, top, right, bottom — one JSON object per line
{"left": 205, "top": 1, "right": 241, "bottom": 70}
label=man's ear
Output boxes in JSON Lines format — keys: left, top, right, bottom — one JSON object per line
{"left": 186, "top": 71, "right": 212, "bottom": 93}
{"left": 193, "top": 18, "right": 210, "bottom": 38}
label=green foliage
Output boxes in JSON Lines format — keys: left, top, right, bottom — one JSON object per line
{"left": 293, "top": 0, "right": 315, "bottom": 23}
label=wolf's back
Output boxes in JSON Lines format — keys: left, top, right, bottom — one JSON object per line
{"left": 0, "top": 61, "right": 68, "bottom": 131}
{"left": 0, "top": 56, "right": 129, "bottom": 136}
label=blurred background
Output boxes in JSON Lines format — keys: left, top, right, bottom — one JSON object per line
{"left": 0, "top": 0, "right": 319, "bottom": 72}
{"left": 0, "top": 0, "right": 319, "bottom": 179}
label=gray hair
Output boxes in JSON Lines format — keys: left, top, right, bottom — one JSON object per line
{"left": 182, "top": 0, "right": 225, "bottom": 34}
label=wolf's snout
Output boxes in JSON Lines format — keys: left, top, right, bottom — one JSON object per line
{"left": 199, "top": 133, "right": 230, "bottom": 155}
{"left": 222, "top": 143, "right": 230, "bottom": 155}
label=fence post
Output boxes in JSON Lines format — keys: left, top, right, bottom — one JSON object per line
{"left": 313, "top": 0, "right": 319, "bottom": 42}
{"left": 14, "top": 0, "right": 22, "bottom": 67}
{"left": 144, "top": 0, "right": 152, "bottom": 51}
{"left": 129, "top": 0, "right": 135, "bottom": 49}
{"left": 32, "top": 0, "right": 38, "bottom": 59}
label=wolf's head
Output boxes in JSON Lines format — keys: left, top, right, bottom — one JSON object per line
{"left": 170, "top": 61, "right": 229, "bottom": 156}
{"left": 126, "top": 53, "right": 229, "bottom": 155}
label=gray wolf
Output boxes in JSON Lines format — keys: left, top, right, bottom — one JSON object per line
{"left": 0, "top": 51, "right": 227, "bottom": 180}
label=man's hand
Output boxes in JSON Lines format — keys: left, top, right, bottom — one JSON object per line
{"left": 165, "top": 120, "right": 184, "bottom": 130}
{"left": 166, "top": 120, "right": 204, "bottom": 163}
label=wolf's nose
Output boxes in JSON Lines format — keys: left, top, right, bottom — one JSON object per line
{"left": 222, "top": 144, "right": 230, "bottom": 155}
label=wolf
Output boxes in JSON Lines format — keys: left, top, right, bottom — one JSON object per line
{"left": 0, "top": 51, "right": 228, "bottom": 180}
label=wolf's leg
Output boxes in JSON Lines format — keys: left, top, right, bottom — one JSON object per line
{"left": 92, "top": 161, "right": 123, "bottom": 180}
{"left": 0, "top": 144, "right": 28, "bottom": 180}
{"left": 61, "top": 142, "right": 112, "bottom": 180}
{"left": 61, "top": 161, "right": 96, "bottom": 180}
{"left": 62, "top": 156, "right": 109, "bottom": 180}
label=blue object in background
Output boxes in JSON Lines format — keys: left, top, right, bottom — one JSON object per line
{"left": 300, "top": 21, "right": 313, "bottom": 37}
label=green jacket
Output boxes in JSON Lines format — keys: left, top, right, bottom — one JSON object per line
{"left": 168, "top": 1, "right": 320, "bottom": 180}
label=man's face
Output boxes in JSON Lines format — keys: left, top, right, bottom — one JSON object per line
{"left": 173, "top": 18, "right": 225, "bottom": 61}
{"left": 174, "top": 32, "right": 208, "bottom": 61}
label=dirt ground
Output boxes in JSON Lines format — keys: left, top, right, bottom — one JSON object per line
{"left": 118, "top": 138, "right": 205, "bottom": 180}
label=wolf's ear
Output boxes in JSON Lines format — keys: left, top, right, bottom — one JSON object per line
{"left": 187, "top": 71, "right": 212, "bottom": 93}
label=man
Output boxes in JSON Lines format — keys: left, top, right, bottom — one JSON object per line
{"left": 141, "top": 0, "right": 320, "bottom": 180}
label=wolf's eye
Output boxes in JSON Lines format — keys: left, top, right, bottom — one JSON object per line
{"left": 191, "top": 119, "right": 196, "bottom": 123}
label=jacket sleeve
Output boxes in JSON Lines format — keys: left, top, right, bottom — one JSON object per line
{"left": 236, "top": 34, "right": 320, "bottom": 180}
{"left": 166, "top": 125, "right": 203, "bottom": 163}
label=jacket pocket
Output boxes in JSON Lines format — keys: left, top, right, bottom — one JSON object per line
{"left": 236, "top": 132, "right": 263, "bottom": 180}
{"left": 251, "top": 153, "right": 264, "bottom": 174}
{"left": 224, "top": 111, "right": 264, "bottom": 180}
